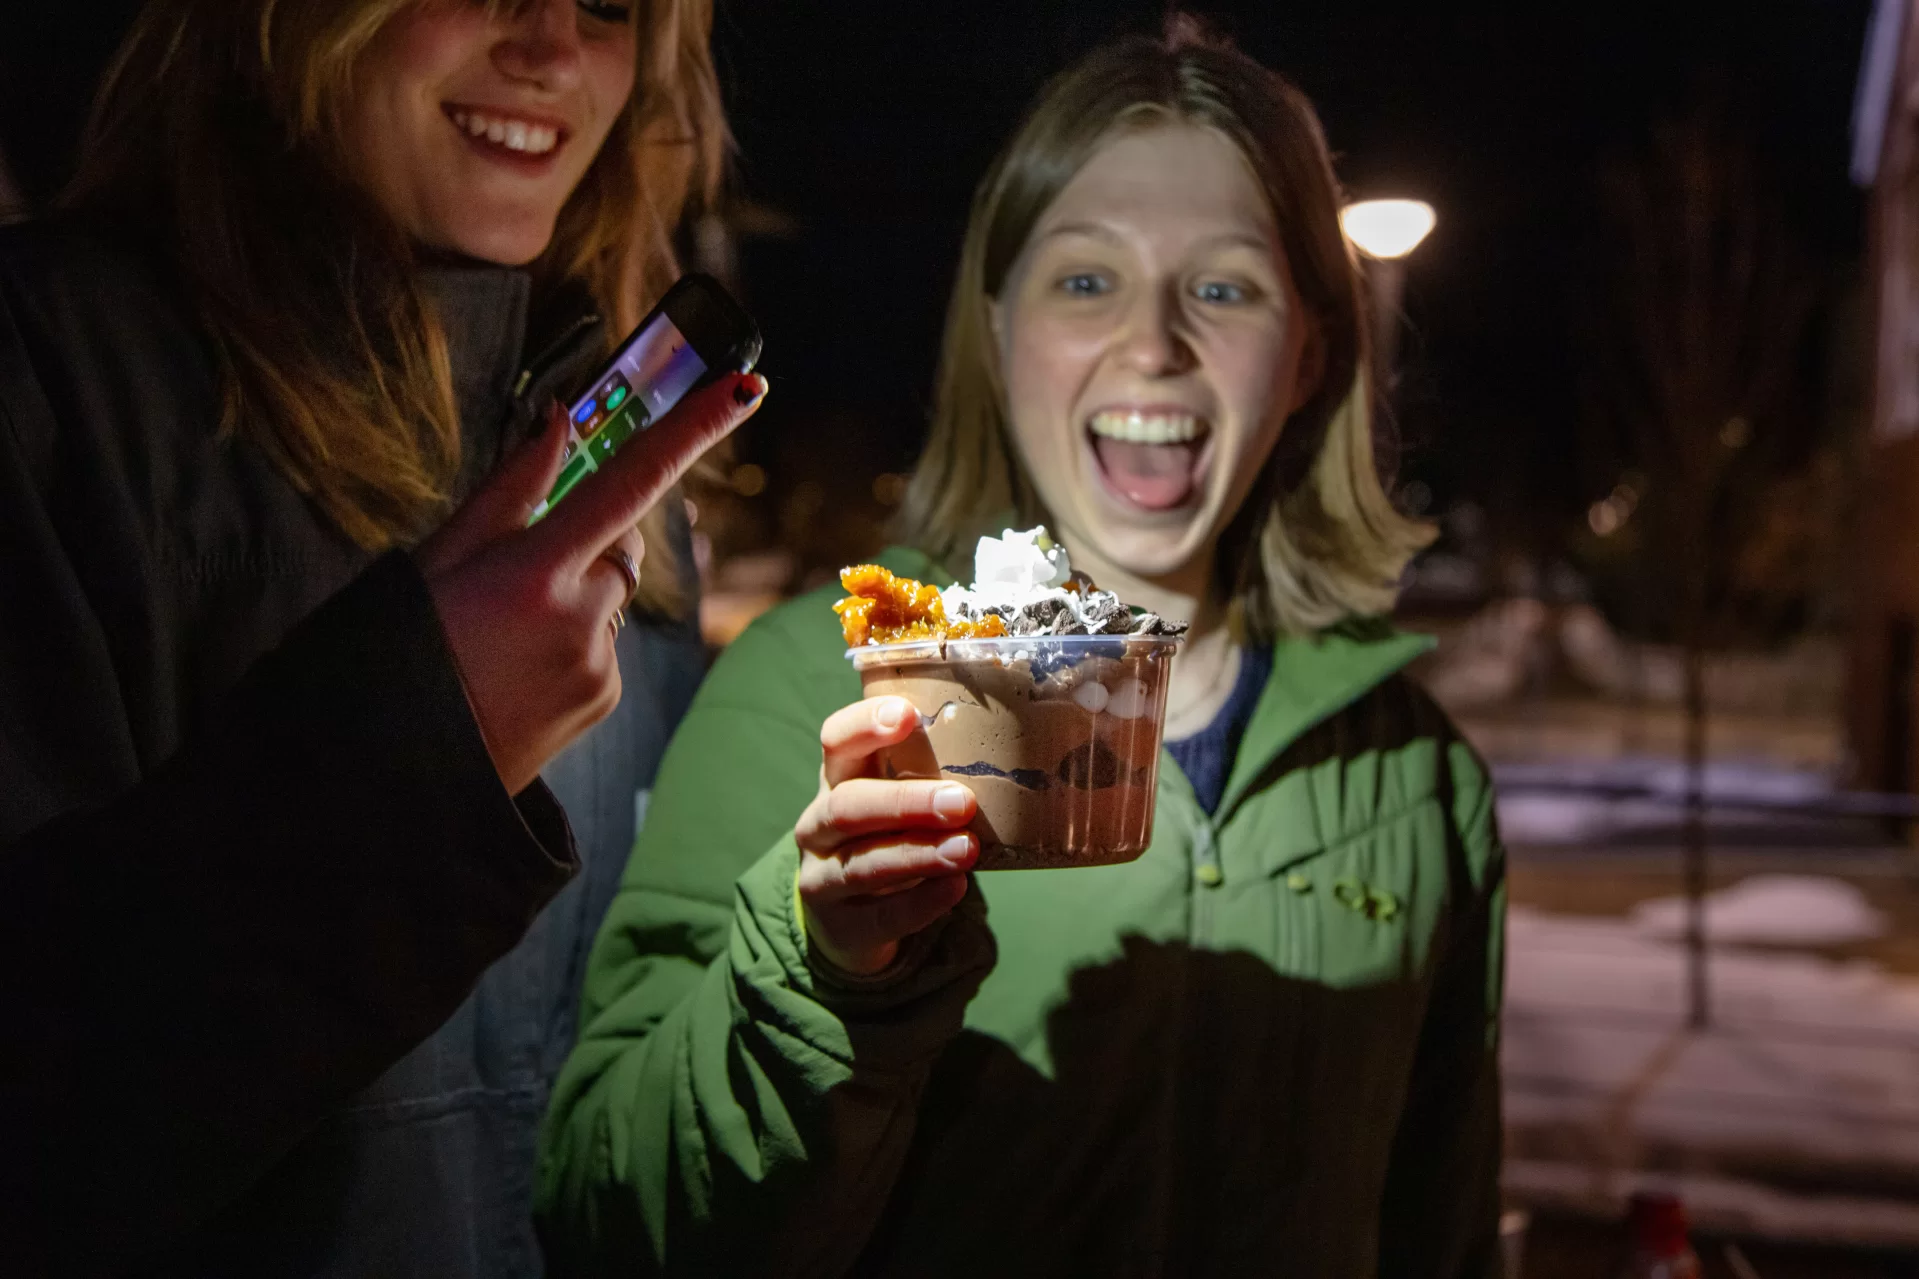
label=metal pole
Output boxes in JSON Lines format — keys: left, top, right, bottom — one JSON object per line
{"left": 1682, "top": 624, "right": 1710, "bottom": 1029}
{"left": 1369, "top": 255, "right": 1408, "bottom": 394}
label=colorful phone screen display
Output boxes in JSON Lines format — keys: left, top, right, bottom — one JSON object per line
{"left": 533, "top": 313, "right": 709, "bottom": 519}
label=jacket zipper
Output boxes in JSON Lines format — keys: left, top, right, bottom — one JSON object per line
{"left": 1157, "top": 759, "right": 1224, "bottom": 948}
{"left": 510, "top": 312, "right": 603, "bottom": 408}
{"left": 1190, "top": 820, "right": 1221, "bottom": 947}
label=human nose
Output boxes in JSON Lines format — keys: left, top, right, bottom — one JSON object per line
{"left": 1113, "top": 282, "right": 1194, "bottom": 377}
{"left": 492, "top": 0, "right": 585, "bottom": 93}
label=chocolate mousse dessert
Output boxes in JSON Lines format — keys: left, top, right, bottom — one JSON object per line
{"left": 838, "top": 528, "right": 1185, "bottom": 870}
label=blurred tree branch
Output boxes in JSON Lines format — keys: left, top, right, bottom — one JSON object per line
{"left": 1584, "top": 89, "right": 1826, "bottom": 646}
{"left": 1582, "top": 87, "right": 1823, "bottom": 1028}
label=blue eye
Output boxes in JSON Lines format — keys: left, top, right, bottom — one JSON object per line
{"left": 1194, "top": 280, "right": 1248, "bottom": 304}
{"left": 1058, "top": 273, "right": 1110, "bottom": 297}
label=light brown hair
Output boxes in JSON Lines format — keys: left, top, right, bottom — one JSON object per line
{"left": 897, "top": 20, "right": 1432, "bottom": 639}
{"left": 64, "top": 0, "right": 726, "bottom": 614}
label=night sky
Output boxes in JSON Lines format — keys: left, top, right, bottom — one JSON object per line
{"left": 0, "top": 1, "right": 1875, "bottom": 568}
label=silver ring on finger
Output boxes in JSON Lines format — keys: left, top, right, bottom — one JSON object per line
{"left": 601, "top": 545, "right": 641, "bottom": 604}
{"left": 608, "top": 607, "right": 628, "bottom": 642}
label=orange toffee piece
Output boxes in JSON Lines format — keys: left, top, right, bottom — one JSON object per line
{"left": 834, "top": 564, "right": 1007, "bottom": 647}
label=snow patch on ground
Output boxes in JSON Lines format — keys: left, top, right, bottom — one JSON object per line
{"left": 1504, "top": 883, "right": 1919, "bottom": 1241}
{"left": 1629, "top": 875, "right": 1890, "bottom": 946}
{"left": 1492, "top": 757, "right": 1842, "bottom": 846}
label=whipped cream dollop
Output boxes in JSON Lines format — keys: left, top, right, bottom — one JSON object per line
{"left": 941, "top": 527, "right": 1186, "bottom": 638}
{"left": 976, "top": 526, "right": 1072, "bottom": 594}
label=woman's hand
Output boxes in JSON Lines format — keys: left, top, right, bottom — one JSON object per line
{"left": 417, "top": 372, "right": 766, "bottom": 796}
{"left": 795, "top": 696, "right": 980, "bottom": 977}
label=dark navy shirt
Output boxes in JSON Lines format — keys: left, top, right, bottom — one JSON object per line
{"left": 1165, "top": 646, "right": 1274, "bottom": 815}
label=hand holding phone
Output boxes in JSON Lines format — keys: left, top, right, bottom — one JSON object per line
{"left": 420, "top": 369, "right": 767, "bottom": 794}
{"left": 532, "top": 273, "right": 762, "bottom": 520}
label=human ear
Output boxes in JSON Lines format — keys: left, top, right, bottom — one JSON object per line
{"left": 981, "top": 295, "right": 1010, "bottom": 395}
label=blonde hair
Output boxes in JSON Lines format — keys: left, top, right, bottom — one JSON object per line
{"left": 897, "top": 21, "right": 1432, "bottom": 639}
{"left": 64, "top": 0, "right": 727, "bottom": 614}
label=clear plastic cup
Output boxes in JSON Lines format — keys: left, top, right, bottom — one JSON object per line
{"left": 847, "top": 634, "right": 1180, "bottom": 869}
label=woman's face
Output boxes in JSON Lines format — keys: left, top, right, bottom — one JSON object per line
{"left": 994, "top": 123, "right": 1320, "bottom": 583}
{"left": 343, "top": 0, "right": 637, "bottom": 264}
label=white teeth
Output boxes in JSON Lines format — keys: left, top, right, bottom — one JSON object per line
{"left": 1088, "top": 411, "right": 1203, "bottom": 445}
{"left": 453, "top": 108, "right": 559, "bottom": 154}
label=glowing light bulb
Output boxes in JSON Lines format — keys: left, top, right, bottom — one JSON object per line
{"left": 1340, "top": 199, "right": 1437, "bottom": 260}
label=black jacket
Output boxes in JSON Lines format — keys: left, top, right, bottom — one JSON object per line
{"left": 0, "top": 219, "right": 701, "bottom": 1275}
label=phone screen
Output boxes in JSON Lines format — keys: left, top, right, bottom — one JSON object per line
{"left": 532, "top": 311, "right": 710, "bottom": 520}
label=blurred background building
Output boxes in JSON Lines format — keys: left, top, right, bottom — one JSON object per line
{"left": 1851, "top": 0, "right": 1919, "bottom": 809}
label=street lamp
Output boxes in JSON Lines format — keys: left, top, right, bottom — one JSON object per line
{"left": 1340, "top": 198, "right": 1436, "bottom": 386}
{"left": 1341, "top": 198, "right": 1436, "bottom": 260}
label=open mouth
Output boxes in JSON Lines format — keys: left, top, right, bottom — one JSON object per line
{"left": 1086, "top": 409, "right": 1213, "bottom": 511}
{"left": 444, "top": 104, "right": 568, "bottom": 164}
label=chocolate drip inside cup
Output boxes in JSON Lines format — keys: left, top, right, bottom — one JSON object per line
{"left": 851, "top": 635, "right": 1178, "bottom": 870}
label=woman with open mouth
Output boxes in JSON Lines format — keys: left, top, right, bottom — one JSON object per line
{"left": 542, "top": 16, "right": 1505, "bottom": 1278}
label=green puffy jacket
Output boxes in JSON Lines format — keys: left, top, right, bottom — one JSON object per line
{"left": 537, "top": 546, "right": 1506, "bottom": 1277}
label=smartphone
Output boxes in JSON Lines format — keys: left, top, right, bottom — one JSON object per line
{"left": 531, "top": 273, "right": 762, "bottom": 520}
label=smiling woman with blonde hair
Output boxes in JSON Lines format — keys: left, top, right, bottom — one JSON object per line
{"left": 0, "top": 0, "right": 764, "bottom": 1272}
{"left": 541, "top": 18, "right": 1502, "bottom": 1278}
{"left": 68, "top": 0, "right": 725, "bottom": 572}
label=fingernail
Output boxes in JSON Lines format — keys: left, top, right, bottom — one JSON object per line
{"left": 937, "top": 834, "right": 973, "bottom": 861}
{"left": 933, "top": 785, "right": 970, "bottom": 821}
{"left": 732, "top": 373, "right": 768, "bottom": 406}
{"left": 876, "top": 699, "right": 908, "bottom": 731}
